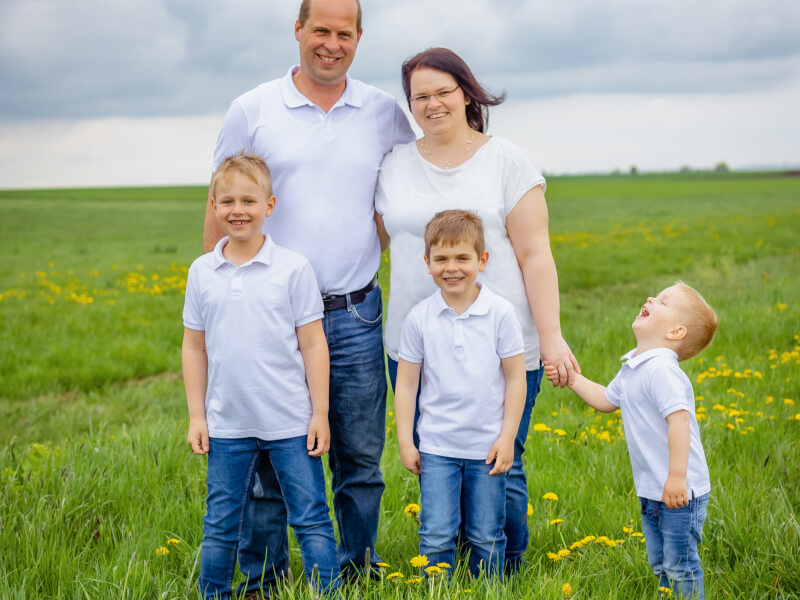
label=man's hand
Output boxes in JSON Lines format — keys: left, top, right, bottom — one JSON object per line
{"left": 399, "top": 443, "right": 421, "bottom": 475}
{"left": 486, "top": 434, "right": 514, "bottom": 475}
{"left": 661, "top": 475, "right": 689, "bottom": 509}
{"left": 187, "top": 418, "right": 210, "bottom": 455}
{"left": 307, "top": 414, "right": 330, "bottom": 457}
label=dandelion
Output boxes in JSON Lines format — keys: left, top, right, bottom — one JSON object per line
{"left": 622, "top": 526, "right": 633, "bottom": 534}
{"left": 527, "top": 503, "right": 533, "bottom": 516}
{"left": 546, "top": 552, "right": 561, "bottom": 562}
{"left": 425, "top": 565, "right": 443, "bottom": 576}
{"left": 375, "top": 562, "right": 389, "bottom": 568}
{"left": 167, "top": 538, "right": 180, "bottom": 546}
{"left": 533, "top": 423, "right": 552, "bottom": 433}
{"left": 631, "top": 532, "right": 644, "bottom": 538}
{"left": 155, "top": 546, "right": 169, "bottom": 556}
{"left": 659, "top": 586, "right": 674, "bottom": 597}
{"left": 436, "top": 562, "right": 451, "bottom": 569}
{"left": 562, "top": 582, "right": 573, "bottom": 598}
{"left": 542, "top": 492, "right": 559, "bottom": 501}
{"left": 549, "top": 519, "right": 564, "bottom": 526}
{"left": 785, "top": 398, "right": 794, "bottom": 405}
{"left": 404, "top": 503, "right": 421, "bottom": 517}
{"left": 406, "top": 577, "right": 422, "bottom": 584}
{"left": 557, "top": 549, "right": 571, "bottom": 558}
{"left": 387, "top": 572, "right": 403, "bottom": 581}
{"left": 554, "top": 429, "right": 567, "bottom": 437}
{"left": 410, "top": 555, "right": 429, "bottom": 568}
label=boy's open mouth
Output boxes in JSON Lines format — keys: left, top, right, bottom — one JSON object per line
{"left": 640, "top": 305, "right": 649, "bottom": 317}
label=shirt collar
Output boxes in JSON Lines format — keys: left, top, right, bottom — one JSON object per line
{"left": 434, "top": 284, "right": 492, "bottom": 317}
{"left": 620, "top": 346, "right": 678, "bottom": 368}
{"left": 211, "top": 235, "right": 274, "bottom": 270}
{"left": 280, "top": 65, "right": 363, "bottom": 109}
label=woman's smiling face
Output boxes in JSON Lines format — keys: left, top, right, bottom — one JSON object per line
{"left": 408, "top": 68, "right": 470, "bottom": 137}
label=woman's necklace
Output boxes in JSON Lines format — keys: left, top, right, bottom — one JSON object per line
{"left": 419, "top": 133, "right": 475, "bottom": 169}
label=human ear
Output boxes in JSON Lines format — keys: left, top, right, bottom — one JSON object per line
{"left": 478, "top": 250, "right": 489, "bottom": 271}
{"left": 424, "top": 254, "right": 432, "bottom": 273}
{"left": 666, "top": 325, "right": 687, "bottom": 341}
{"left": 294, "top": 20, "right": 302, "bottom": 40}
{"left": 265, "top": 195, "right": 276, "bottom": 217}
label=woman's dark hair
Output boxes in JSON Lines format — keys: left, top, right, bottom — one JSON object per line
{"left": 401, "top": 48, "right": 505, "bottom": 133}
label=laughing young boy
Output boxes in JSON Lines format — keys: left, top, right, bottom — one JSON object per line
{"left": 545, "top": 282, "right": 718, "bottom": 599}
{"left": 393, "top": 209, "right": 527, "bottom": 577}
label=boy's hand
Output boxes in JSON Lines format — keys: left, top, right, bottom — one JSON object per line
{"left": 187, "top": 418, "right": 210, "bottom": 455}
{"left": 661, "top": 475, "right": 689, "bottom": 509}
{"left": 399, "top": 443, "right": 421, "bottom": 475}
{"left": 543, "top": 360, "right": 561, "bottom": 387}
{"left": 486, "top": 435, "right": 514, "bottom": 475}
{"left": 307, "top": 414, "right": 330, "bottom": 457}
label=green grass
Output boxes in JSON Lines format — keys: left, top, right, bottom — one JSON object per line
{"left": 1, "top": 172, "right": 799, "bottom": 599}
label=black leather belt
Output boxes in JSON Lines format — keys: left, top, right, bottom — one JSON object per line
{"left": 322, "top": 277, "right": 378, "bottom": 312}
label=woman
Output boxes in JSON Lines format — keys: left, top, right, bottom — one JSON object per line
{"left": 375, "top": 47, "right": 579, "bottom": 572}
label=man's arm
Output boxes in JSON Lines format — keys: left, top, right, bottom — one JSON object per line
{"left": 487, "top": 353, "right": 526, "bottom": 475}
{"left": 296, "top": 319, "right": 330, "bottom": 457}
{"left": 183, "top": 328, "right": 209, "bottom": 454}
{"left": 395, "top": 359, "right": 422, "bottom": 475}
{"left": 662, "top": 409, "right": 690, "bottom": 508}
{"left": 203, "top": 178, "right": 224, "bottom": 252}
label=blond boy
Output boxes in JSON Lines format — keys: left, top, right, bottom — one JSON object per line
{"left": 546, "top": 282, "right": 718, "bottom": 599}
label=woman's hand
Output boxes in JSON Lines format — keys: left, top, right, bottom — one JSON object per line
{"left": 540, "top": 335, "right": 580, "bottom": 388}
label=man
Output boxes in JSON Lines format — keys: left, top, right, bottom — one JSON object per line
{"left": 202, "top": 0, "right": 414, "bottom": 592}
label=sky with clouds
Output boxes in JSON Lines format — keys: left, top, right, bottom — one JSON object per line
{"left": 1, "top": 0, "right": 798, "bottom": 188}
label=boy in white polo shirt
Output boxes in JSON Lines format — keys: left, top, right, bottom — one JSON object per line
{"left": 394, "top": 209, "right": 527, "bottom": 577}
{"left": 545, "top": 282, "right": 718, "bottom": 600}
{"left": 182, "top": 153, "right": 339, "bottom": 598}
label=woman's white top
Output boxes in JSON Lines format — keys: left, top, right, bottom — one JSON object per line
{"left": 375, "top": 136, "right": 546, "bottom": 370}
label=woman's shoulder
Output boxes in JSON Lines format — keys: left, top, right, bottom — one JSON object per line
{"left": 382, "top": 139, "right": 418, "bottom": 163}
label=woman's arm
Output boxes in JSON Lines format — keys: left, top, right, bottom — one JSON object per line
{"left": 506, "top": 185, "right": 580, "bottom": 387}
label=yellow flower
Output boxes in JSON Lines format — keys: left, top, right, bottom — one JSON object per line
{"left": 784, "top": 398, "right": 794, "bottom": 405}
{"left": 406, "top": 577, "right": 422, "bottom": 584}
{"left": 542, "top": 492, "right": 559, "bottom": 501}
{"left": 436, "top": 562, "right": 451, "bottom": 569}
{"left": 425, "top": 565, "right": 443, "bottom": 576}
{"left": 562, "top": 582, "right": 573, "bottom": 597}
{"left": 533, "top": 423, "right": 552, "bottom": 433}
{"left": 386, "top": 572, "right": 403, "bottom": 580}
{"left": 546, "top": 552, "right": 561, "bottom": 562}
{"left": 622, "top": 526, "right": 633, "bottom": 534}
{"left": 167, "top": 538, "right": 180, "bottom": 545}
{"left": 155, "top": 546, "right": 169, "bottom": 556}
{"left": 527, "top": 503, "right": 533, "bottom": 516}
{"left": 659, "top": 586, "right": 674, "bottom": 597}
{"left": 554, "top": 429, "right": 567, "bottom": 437}
{"left": 549, "top": 518, "right": 564, "bottom": 526}
{"left": 403, "top": 503, "right": 421, "bottom": 517}
{"left": 410, "top": 555, "right": 429, "bottom": 568}
{"left": 375, "top": 562, "right": 389, "bottom": 568}
{"left": 557, "top": 549, "right": 571, "bottom": 558}
{"left": 631, "top": 532, "right": 644, "bottom": 538}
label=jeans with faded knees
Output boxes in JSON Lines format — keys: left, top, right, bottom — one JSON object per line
{"left": 418, "top": 452, "right": 507, "bottom": 577}
{"left": 198, "top": 436, "right": 340, "bottom": 599}
{"left": 640, "top": 492, "right": 709, "bottom": 600}
{"left": 241, "top": 286, "right": 388, "bottom": 577}
{"left": 388, "top": 360, "right": 542, "bottom": 574}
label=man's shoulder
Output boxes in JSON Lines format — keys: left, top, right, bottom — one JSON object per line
{"left": 348, "top": 76, "right": 399, "bottom": 103}
{"left": 232, "top": 78, "right": 284, "bottom": 109}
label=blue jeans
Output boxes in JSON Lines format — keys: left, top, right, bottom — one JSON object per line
{"left": 240, "top": 286, "right": 387, "bottom": 577}
{"left": 418, "top": 452, "right": 507, "bottom": 577}
{"left": 640, "top": 493, "right": 709, "bottom": 600}
{"left": 387, "top": 360, "right": 542, "bottom": 573}
{"left": 199, "top": 436, "right": 340, "bottom": 599}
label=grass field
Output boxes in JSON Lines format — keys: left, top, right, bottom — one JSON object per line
{"left": 1, "top": 172, "right": 798, "bottom": 599}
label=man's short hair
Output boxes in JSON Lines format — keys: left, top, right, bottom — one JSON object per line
{"left": 674, "top": 281, "right": 719, "bottom": 361}
{"left": 298, "top": 0, "right": 362, "bottom": 33}
{"left": 424, "top": 209, "right": 486, "bottom": 258}
{"left": 211, "top": 153, "right": 273, "bottom": 199}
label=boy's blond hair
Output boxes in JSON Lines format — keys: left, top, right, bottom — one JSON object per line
{"left": 424, "top": 209, "right": 485, "bottom": 258}
{"left": 674, "top": 281, "right": 718, "bottom": 361}
{"left": 211, "top": 153, "right": 272, "bottom": 199}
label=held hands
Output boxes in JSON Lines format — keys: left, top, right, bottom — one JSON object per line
{"left": 661, "top": 475, "right": 689, "bottom": 509}
{"left": 307, "top": 414, "right": 331, "bottom": 457}
{"left": 543, "top": 361, "right": 562, "bottom": 387}
{"left": 399, "top": 442, "right": 421, "bottom": 475}
{"left": 187, "top": 417, "right": 210, "bottom": 455}
{"left": 540, "top": 336, "right": 580, "bottom": 388}
{"left": 486, "top": 435, "right": 514, "bottom": 475}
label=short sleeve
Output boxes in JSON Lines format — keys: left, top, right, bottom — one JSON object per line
{"left": 392, "top": 102, "right": 416, "bottom": 147}
{"left": 289, "top": 259, "right": 324, "bottom": 327}
{"left": 374, "top": 154, "right": 391, "bottom": 217}
{"left": 182, "top": 262, "right": 205, "bottom": 331}
{"left": 495, "top": 303, "right": 525, "bottom": 359}
{"left": 212, "top": 101, "right": 250, "bottom": 172}
{"left": 497, "top": 139, "right": 547, "bottom": 216}
{"left": 605, "top": 369, "right": 624, "bottom": 407}
{"left": 397, "top": 309, "right": 424, "bottom": 364}
{"left": 648, "top": 364, "right": 691, "bottom": 419}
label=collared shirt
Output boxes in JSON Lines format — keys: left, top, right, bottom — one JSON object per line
{"left": 398, "top": 285, "right": 524, "bottom": 459}
{"left": 213, "top": 67, "right": 415, "bottom": 294}
{"left": 183, "top": 235, "right": 324, "bottom": 440}
{"left": 605, "top": 347, "right": 711, "bottom": 501}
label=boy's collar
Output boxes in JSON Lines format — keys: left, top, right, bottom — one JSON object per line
{"left": 620, "top": 346, "right": 678, "bottom": 368}
{"left": 281, "top": 66, "right": 363, "bottom": 109}
{"left": 434, "top": 284, "right": 492, "bottom": 317}
{"left": 212, "top": 235, "right": 274, "bottom": 269}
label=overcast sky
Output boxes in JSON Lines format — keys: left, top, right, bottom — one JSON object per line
{"left": 1, "top": 0, "right": 798, "bottom": 188}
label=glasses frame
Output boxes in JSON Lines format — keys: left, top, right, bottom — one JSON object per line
{"left": 409, "top": 85, "right": 461, "bottom": 106}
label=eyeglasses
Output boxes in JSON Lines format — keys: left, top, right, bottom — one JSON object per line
{"left": 409, "top": 85, "right": 460, "bottom": 105}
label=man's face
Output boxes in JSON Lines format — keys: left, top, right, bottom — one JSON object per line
{"left": 295, "top": 0, "right": 361, "bottom": 87}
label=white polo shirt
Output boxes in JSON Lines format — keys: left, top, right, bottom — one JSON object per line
{"left": 213, "top": 67, "right": 415, "bottom": 295}
{"left": 605, "top": 347, "right": 711, "bottom": 501}
{"left": 398, "top": 285, "right": 525, "bottom": 460}
{"left": 183, "top": 235, "right": 324, "bottom": 441}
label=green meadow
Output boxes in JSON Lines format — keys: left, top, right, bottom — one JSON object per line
{"left": 1, "top": 172, "right": 798, "bottom": 599}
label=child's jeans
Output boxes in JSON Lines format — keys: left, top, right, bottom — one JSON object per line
{"left": 418, "top": 452, "right": 506, "bottom": 577}
{"left": 640, "top": 493, "right": 709, "bottom": 600}
{"left": 199, "top": 436, "right": 340, "bottom": 599}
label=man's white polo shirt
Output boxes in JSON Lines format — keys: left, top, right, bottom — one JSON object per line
{"left": 398, "top": 285, "right": 524, "bottom": 460}
{"left": 212, "top": 67, "right": 415, "bottom": 295}
{"left": 183, "top": 235, "right": 324, "bottom": 441}
{"left": 605, "top": 347, "right": 711, "bottom": 501}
